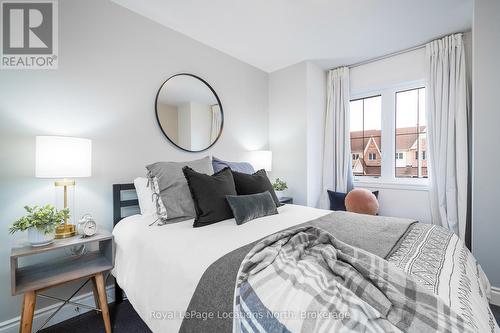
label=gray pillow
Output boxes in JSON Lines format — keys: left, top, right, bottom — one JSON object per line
{"left": 226, "top": 191, "right": 278, "bottom": 225}
{"left": 212, "top": 156, "right": 255, "bottom": 174}
{"left": 146, "top": 156, "right": 213, "bottom": 223}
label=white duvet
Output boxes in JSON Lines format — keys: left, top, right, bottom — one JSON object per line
{"left": 112, "top": 204, "right": 498, "bottom": 333}
{"left": 112, "top": 204, "right": 331, "bottom": 333}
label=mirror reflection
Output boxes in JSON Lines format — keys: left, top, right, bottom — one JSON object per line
{"left": 156, "top": 74, "right": 223, "bottom": 152}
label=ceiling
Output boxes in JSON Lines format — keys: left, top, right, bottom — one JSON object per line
{"left": 112, "top": 0, "right": 473, "bottom": 73}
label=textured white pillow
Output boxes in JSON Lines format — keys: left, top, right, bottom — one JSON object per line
{"left": 134, "top": 177, "right": 156, "bottom": 216}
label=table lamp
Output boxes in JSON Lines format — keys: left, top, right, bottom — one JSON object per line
{"left": 248, "top": 150, "right": 272, "bottom": 172}
{"left": 35, "top": 136, "right": 92, "bottom": 239}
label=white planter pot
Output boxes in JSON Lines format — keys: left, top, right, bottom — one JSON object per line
{"left": 275, "top": 190, "right": 285, "bottom": 199}
{"left": 28, "top": 227, "right": 55, "bottom": 247}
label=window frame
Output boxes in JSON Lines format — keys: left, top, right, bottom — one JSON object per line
{"left": 349, "top": 80, "right": 429, "bottom": 190}
{"left": 394, "top": 86, "right": 427, "bottom": 179}
{"left": 349, "top": 94, "right": 382, "bottom": 178}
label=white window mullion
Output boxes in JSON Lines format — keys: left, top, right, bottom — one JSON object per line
{"left": 380, "top": 90, "right": 395, "bottom": 181}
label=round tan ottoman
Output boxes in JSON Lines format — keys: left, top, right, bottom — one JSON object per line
{"left": 345, "top": 188, "right": 379, "bottom": 215}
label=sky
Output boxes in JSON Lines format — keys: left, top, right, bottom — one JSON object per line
{"left": 350, "top": 88, "right": 426, "bottom": 132}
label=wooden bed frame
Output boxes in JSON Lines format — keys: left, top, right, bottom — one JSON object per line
{"left": 112, "top": 183, "right": 139, "bottom": 304}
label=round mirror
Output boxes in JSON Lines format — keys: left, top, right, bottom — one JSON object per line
{"left": 155, "top": 74, "right": 223, "bottom": 152}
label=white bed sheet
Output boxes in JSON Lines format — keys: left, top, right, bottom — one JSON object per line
{"left": 112, "top": 204, "right": 331, "bottom": 333}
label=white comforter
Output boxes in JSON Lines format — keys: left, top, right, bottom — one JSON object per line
{"left": 112, "top": 204, "right": 498, "bottom": 333}
{"left": 112, "top": 204, "right": 330, "bottom": 333}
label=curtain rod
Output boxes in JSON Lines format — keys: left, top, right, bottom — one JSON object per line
{"left": 340, "top": 30, "right": 471, "bottom": 70}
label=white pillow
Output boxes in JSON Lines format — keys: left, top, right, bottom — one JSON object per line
{"left": 134, "top": 177, "right": 156, "bottom": 216}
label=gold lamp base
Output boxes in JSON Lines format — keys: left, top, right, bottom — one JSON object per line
{"left": 54, "top": 179, "right": 77, "bottom": 239}
{"left": 55, "top": 224, "right": 76, "bottom": 239}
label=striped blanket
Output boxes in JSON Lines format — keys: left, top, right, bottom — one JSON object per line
{"left": 235, "top": 226, "right": 474, "bottom": 333}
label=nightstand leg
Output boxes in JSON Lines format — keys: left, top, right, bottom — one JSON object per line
{"left": 92, "top": 273, "right": 112, "bottom": 333}
{"left": 91, "top": 278, "right": 101, "bottom": 311}
{"left": 19, "top": 291, "right": 36, "bottom": 333}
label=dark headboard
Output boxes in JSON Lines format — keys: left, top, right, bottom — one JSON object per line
{"left": 112, "top": 183, "right": 139, "bottom": 227}
{"left": 112, "top": 183, "right": 139, "bottom": 303}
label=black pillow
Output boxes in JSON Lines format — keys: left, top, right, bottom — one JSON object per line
{"left": 226, "top": 191, "right": 278, "bottom": 225}
{"left": 231, "top": 169, "right": 281, "bottom": 207}
{"left": 182, "top": 166, "right": 237, "bottom": 227}
{"left": 327, "top": 190, "right": 379, "bottom": 211}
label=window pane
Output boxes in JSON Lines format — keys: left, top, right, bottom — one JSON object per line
{"left": 395, "top": 133, "right": 418, "bottom": 178}
{"left": 418, "top": 88, "right": 426, "bottom": 128}
{"left": 395, "top": 87, "right": 426, "bottom": 178}
{"left": 418, "top": 133, "right": 428, "bottom": 178}
{"left": 363, "top": 96, "right": 381, "bottom": 131}
{"left": 349, "top": 96, "right": 382, "bottom": 177}
{"left": 396, "top": 89, "right": 418, "bottom": 135}
{"left": 350, "top": 99, "right": 363, "bottom": 134}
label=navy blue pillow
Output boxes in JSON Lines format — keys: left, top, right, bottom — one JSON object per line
{"left": 327, "top": 190, "right": 379, "bottom": 211}
{"left": 212, "top": 157, "right": 255, "bottom": 174}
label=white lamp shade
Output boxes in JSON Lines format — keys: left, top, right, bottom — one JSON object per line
{"left": 248, "top": 150, "right": 272, "bottom": 172}
{"left": 36, "top": 136, "right": 92, "bottom": 178}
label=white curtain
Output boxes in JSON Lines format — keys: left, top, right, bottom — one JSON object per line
{"left": 210, "top": 105, "right": 222, "bottom": 142}
{"left": 318, "top": 67, "right": 353, "bottom": 209}
{"left": 426, "top": 33, "right": 468, "bottom": 240}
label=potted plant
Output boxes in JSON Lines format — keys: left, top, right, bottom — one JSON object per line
{"left": 9, "top": 205, "right": 70, "bottom": 247}
{"left": 272, "top": 178, "right": 288, "bottom": 199}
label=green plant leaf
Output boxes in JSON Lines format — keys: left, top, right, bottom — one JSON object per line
{"left": 9, "top": 205, "right": 70, "bottom": 235}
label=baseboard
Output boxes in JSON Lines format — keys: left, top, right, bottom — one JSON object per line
{"left": 0, "top": 285, "right": 115, "bottom": 333}
{"left": 491, "top": 286, "right": 500, "bottom": 306}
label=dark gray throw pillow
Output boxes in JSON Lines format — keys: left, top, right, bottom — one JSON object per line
{"left": 183, "top": 166, "right": 237, "bottom": 228}
{"left": 226, "top": 191, "right": 279, "bottom": 225}
{"left": 231, "top": 169, "right": 281, "bottom": 207}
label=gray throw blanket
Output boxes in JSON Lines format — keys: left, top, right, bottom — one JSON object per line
{"left": 236, "top": 226, "right": 473, "bottom": 333}
{"left": 179, "top": 212, "right": 415, "bottom": 333}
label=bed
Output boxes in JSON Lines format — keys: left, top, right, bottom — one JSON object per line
{"left": 111, "top": 183, "right": 499, "bottom": 333}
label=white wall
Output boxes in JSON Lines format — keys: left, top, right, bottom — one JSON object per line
{"left": 177, "top": 102, "right": 192, "bottom": 148}
{"left": 350, "top": 48, "right": 426, "bottom": 94}
{"left": 269, "top": 62, "right": 308, "bottom": 204}
{"left": 269, "top": 61, "right": 326, "bottom": 206}
{"left": 157, "top": 103, "right": 179, "bottom": 143}
{"left": 0, "top": 0, "right": 268, "bottom": 326}
{"left": 306, "top": 63, "right": 327, "bottom": 207}
{"left": 472, "top": 0, "right": 500, "bottom": 288}
{"left": 189, "top": 101, "right": 212, "bottom": 150}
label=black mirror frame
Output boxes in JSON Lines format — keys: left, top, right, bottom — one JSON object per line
{"left": 155, "top": 73, "right": 224, "bottom": 153}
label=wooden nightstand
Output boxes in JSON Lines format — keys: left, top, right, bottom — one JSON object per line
{"left": 10, "top": 231, "right": 114, "bottom": 333}
{"left": 279, "top": 197, "right": 293, "bottom": 204}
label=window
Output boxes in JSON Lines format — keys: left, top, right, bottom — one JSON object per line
{"left": 352, "top": 153, "right": 360, "bottom": 160}
{"left": 349, "top": 95, "right": 381, "bottom": 177}
{"left": 395, "top": 88, "right": 427, "bottom": 178}
{"left": 395, "top": 152, "right": 403, "bottom": 159}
